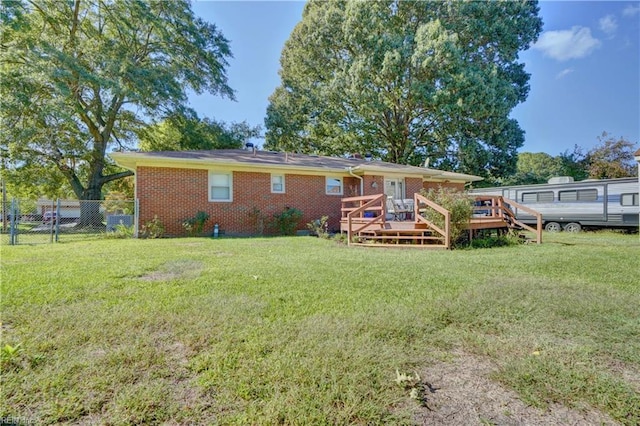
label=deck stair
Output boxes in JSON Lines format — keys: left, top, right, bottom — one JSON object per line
{"left": 470, "top": 195, "right": 542, "bottom": 244}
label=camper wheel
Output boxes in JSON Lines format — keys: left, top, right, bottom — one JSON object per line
{"left": 544, "top": 222, "right": 561, "bottom": 232}
{"left": 564, "top": 222, "right": 582, "bottom": 233}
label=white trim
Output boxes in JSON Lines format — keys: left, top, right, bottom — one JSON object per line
{"left": 384, "top": 177, "right": 405, "bottom": 199}
{"left": 326, "top": 176, "right": 343, "bottom": 195}
{"left": 271, "top": 174, "right": 285, "bottom": 194}
{"left": 208, "top": 171, "right": 233, "bottom": 202}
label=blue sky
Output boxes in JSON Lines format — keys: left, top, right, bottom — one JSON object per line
{"left": 189, "top": 1, "right": 639, "bottom": 156}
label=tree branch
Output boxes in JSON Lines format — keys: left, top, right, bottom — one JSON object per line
{"left": 100, "top": 170, "right": 134, "bottom": 186}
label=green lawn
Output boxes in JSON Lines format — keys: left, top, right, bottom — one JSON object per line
{"left": 1, "top": 232, "right": 639, "bottom": 425}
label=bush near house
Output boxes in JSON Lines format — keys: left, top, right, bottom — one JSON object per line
{"left": 420, "top": 187, "right": 474, "bottom": 247}
{"left": 271, "top": 206, "right": 303, "bottom": 235}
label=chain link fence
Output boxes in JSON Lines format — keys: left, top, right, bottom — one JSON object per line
{"left": 1, "top": 198, "right": 137, "bottom": 245}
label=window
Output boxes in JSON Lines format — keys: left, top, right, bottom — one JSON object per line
{"left": 621, "top": 193, "right": 639, "bottom": 206}
{"left": 559, "top": 189, "right": 597, "bottom": 202}
{"left": 209, "top": 172, "right": 232, "bottom": 201}
{"left": 326, "top": 177, "right": 343, "bottom": 195}
{"left": 521, "top": 191, "right": 553, "bottom": 203}
{"left": 384, "top": 178, "right": 405, "bottom": 200}
{"left": 271, "top": 174, "right": 285, "bottom": 193}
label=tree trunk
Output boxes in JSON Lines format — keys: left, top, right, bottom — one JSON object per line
{"left": 78, "top": 174, "right": 104, "bottom": 228}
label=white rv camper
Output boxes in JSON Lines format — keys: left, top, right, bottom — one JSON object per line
{"left": 469, "top": 177, "right": 639, "bottom": 232}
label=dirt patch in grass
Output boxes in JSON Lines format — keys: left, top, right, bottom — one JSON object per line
{"left": 413, "top": 351, "right": 618, "bottom": 426}
{"left": 604, "top": 358, "right": 640, "bottom": 394}
{"left": 139, "top": 260, "right": 204, "bottom": 282}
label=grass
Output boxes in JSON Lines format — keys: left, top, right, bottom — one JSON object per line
{"left": 1, "top": 231, "right": 639, "bottom": 424}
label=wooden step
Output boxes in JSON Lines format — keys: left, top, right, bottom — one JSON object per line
{"left": 350, "top": 242, "right": 447, "bottom": 249}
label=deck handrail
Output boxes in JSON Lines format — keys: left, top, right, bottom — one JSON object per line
{"left": 502, "top": 197, "right": 542, "bottom": 244}
{"left": 473, "top": 195, "right": 542, "bottom": 244}
{"left": 413, "top": 193, "right": 451, "bottom": 249}
{"left": 344, "top": 194, "right": 386, "bottom": 245}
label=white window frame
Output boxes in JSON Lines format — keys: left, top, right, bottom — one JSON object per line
{"left": 326, "top": 177, "right": 343, "bottom": 195}
{"left": 271, "top": 174, "right": 285, "bottom": 194}
{"left": 208, "top": 171, "right": 233, "bottom": 202}
{"left": 621, "top": 193, "right": 639, "bottom": 206}
{"left": 384, "top": 178, "right": 405, "bottom": 200}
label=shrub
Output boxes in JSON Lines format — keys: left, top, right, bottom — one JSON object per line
{"left": 306, "top": 216, "right": 330, "bottom": 239}
{"left": 103, "top": 223, "right": 135, "bottom": 239}
{"left": 470, "top": 231, "right": 523, "bottom": 249}
{"left": 330, "top": 232, "right": 348, "bottom": 244}
{"left": 141, "top": 215, "right": 165, "bottom": 239}
{"left": 419, "top": 187, "right": 474, "bottom": 248}
{"left": 182, "top": 211, "right": 210, "bottom": 236}
{"left": 272, "top": 207, "right": 303, "bottom": 236}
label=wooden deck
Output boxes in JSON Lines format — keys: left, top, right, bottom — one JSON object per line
{"left": 340, "top": 193, "right": 542, "bottom": 249}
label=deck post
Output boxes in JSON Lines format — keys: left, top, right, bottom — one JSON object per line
{"left": 536, "top": 214, "right": 542, "bottom": 244}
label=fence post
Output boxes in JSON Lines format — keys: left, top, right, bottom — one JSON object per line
{"left": 55, "top": 199, "right": 61, "bottom": 243}
{"left": 134, "top": 199, "right": 139, "bottom": 238}
{"left": 9, "top": 198, "right": 18, "bottom": 245}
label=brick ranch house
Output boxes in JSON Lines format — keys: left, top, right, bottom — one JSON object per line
{"left": 110, "top": 149, "right": 482, "bottom": 236}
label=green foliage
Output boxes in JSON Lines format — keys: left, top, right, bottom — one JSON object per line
{"left": 306, "top": 216, "right": 330, "bottom": 239}
{"left": 271, "top": 207, "right": 303, "bottom": 236}
{"left": 1, "top": 343, "right": 23, "bottom": 371}
{"left": 503, "top": 152, "right": 563, "bottom": 185}
{"left": 103, "top": 223, "right": 135, "bottom": 239}
{"left": 103, "top": 192, "right": 134, "bottom": 215}
{"left": 470, "top": 233, "right": 522, "bottom": 249}
{"left": 420, "top": 187, "right": 474, "bottom": 247}
{"left": 558, "top": 144, "right": 590, "bottom": 182}
{"left": 138, "top": 110, "right": 261, "bottom": 152}
{"left": 587, "top": 132, "right": 637, "bottom": 179}
{"left": 0, "top": 0, "right": 234, "bottom": 201}
{"left": 331, "top": 232, "right": 349, "bottom": 245}
{"left": 182, "top": 211, "right": 210, "bottom": 236}
{"left": 105, "top": 176, "right": 135, "bottom": 201}
{"left": 504, "top": 132, "right": 638, "bottom": 186}
{"left": 140, "top": 215, "right": 165, "bottom": 239}
{"left": 265, "top": 0, "right": 542, "bottom": 180}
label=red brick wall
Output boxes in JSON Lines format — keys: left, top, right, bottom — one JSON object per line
{"left": 405, "top": 177, "right": 424, "bottom": 197}
{"left": 362, "top": 175, "right": 383, "bottom": 196}
{"left": 137, "top": 167, "right": 357, "bottom": 236}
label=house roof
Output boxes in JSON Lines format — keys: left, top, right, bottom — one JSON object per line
{"left": 110, "top": 149, "right": 483, "bottom": 182}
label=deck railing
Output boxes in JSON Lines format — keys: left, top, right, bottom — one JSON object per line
{"left": 341, "top": 193, "right": 540, "bottom": 248}
{"left": 473, "top": 195, "right": 542, "bottom": 244}
{"left": 342, "top": 194, "right": 386, "bottom": 245}
{"left": 413, "top": 193, "right": 451, "bottom": 249}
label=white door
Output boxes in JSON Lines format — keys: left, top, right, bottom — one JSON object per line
{"left": 384, "top": 178, "right": 404, "bottom": 200}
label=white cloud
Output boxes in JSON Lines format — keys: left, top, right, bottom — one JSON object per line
{"left": 556, "top": 68, "right": 574, "bottom": 79}
{"left": 533, "top": 26, "right": 601, "bottom": 61}
{"left": 598, "top": 14, "right": 617, "bottom": 36}
{"left": 622, "top": 4, "right": 640, "bottom": 17}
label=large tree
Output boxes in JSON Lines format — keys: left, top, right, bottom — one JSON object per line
{"left": 586, "top": 132, "right": 637, "bottom": 179}
{"left": 137, "top": 109, "right": 261, "bottom": 152}
{"left": 503, "top": 152, "right": 563, "bottom": 185}
{"left": 0, "top": 0, "right": 234, "bottom": 214}
{"left": 265, "top": 0, "right": 542, "bottom": 179}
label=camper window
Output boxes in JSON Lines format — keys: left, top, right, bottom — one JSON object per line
{"left": 521, "top": 191, "right": 553, "bottom": 203}
{"left": 621, "top": 193, "right": 639, "bottom": 206}
{"left": 559, "top": 189, "right": 597, "bottom": 202}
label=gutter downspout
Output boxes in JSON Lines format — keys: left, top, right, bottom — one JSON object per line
{"left": 347, "top": 167, "right": 363, "bottom": 196}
